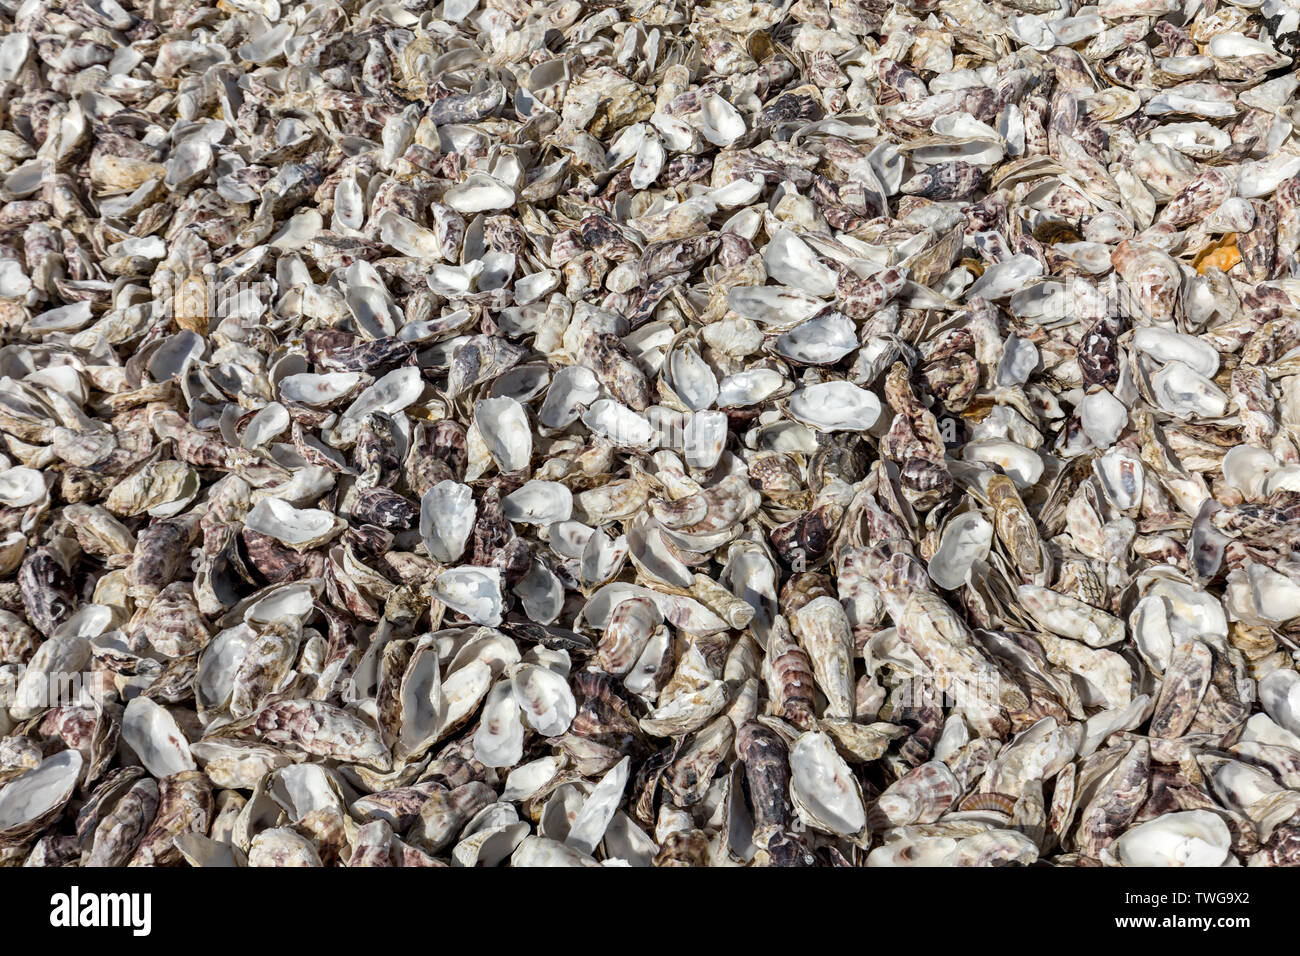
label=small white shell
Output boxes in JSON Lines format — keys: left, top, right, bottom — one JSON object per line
{"left": 432, "top": 567, "right": 505, "bottom": 626}
{"left": 244, "top": 498, "right": 346, "bottom": 551}
{"left": 420, "top": 481, "right": 477, "bottom": 563}
{"left": 787, "top": 382, "right": 881, "bottom": 432}
{"left": 503, "top": 480, "right": 573, "bottom": 525}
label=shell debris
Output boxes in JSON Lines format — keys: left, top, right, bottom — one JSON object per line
{"left": 0, "top": 0, "right": 1299, "bottom": 868}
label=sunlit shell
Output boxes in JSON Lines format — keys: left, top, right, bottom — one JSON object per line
{"left": 773, "top": 313, "right": 860, "bottom": 366}
{"left": 473, "top": 680, "right": 525, "bottom": 768}
{"left": 503, "top": 481, "right": 574, "bottom": 526}
{"left": 474, "top": 397, "right": 533, "bottom": 473}
{"left": 928, "top": 513, "right": 993, "bottom": 591}
{"left": 244, "top": 498, "right": 346, "bottom": 552}
{"left": 512, "top": 664, "right": 577, "bottom": 737}
{"left": 432, "top": 568, "right": 505, "bottom": 627}
{"left": 789, "top": 731, "right": 867, "bottom": 838}
{"left": 1100, "top": 811, "right": 1232, "bottom": 867}
{"left": 0, "top": 750, "right": 82, "bottom": 844}
{"left": 787, "top": 382, "right": 881, "bottom": 433}
{"left": 419, "top": 480, "right": 477, "bottom": 564}
{"left": 122, "top": 696, "right": 197, "bottom": 778}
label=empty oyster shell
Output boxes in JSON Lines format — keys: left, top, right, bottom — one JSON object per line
{"left": 789, "top": 731, "right": 867, "bottom": 839}
{"left": 0, "top": 466, "right": 45, "bottom": 508}
{"left": 513, "top": 664, "right": 576, "bottom": 737}
{"left": 928, "top": 513, "right": 993, "bottom": 591}
{"left": 0, "top": 750, "right": 82, "bottom": 846}
{"left": 245, "top": 499, "right": 346, "bottom": 552}
{"left": 1101, "top": 810, "right": 1233, "bottom": 867}
{"left": 121, "top": 697, "right": 196, "bottom": 778}
{"left": 774, "top": 313, "right": 860, "bottom": 366}
{"left": 419, "top": 481, "right": 476, "bottom": 564}
{"left": 787, "top": 382, "right": 881, "bottom": 433}
{"left": 503, "top": 481, "right": 573, "bottom": 526}
{"left": 432, "top": 568, "right": 505, "bottom": 627}
{"left": 473, "top": 681, "right": 525, "bottom": 769}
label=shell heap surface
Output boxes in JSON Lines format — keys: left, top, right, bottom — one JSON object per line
{"left": 0, "top": 0, "right": 1299, "bottom": 869}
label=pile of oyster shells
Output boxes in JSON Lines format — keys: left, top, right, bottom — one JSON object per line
{"left": 2, "top": 0, "right": 1300, "bottom": 868}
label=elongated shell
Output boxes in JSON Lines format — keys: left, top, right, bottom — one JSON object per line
{"left": 789, "top": 731, "right": 867, "bottom": 838}
{"left": 790, "top": 596, "right": 855, "bottom": 719}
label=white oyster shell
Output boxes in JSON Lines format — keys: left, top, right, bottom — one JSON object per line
{"left": 432, "top": 567, "right": 505, "bottom": 626}
{"left": 790, "top": 731, "right": 867, "bottom": 837}
{"left": 245, "top": 498, "right": 345, "bottom": 551}
{"left": 787, "top": 382, "right": 881, "bottom": 432}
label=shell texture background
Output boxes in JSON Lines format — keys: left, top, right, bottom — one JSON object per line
{"left": 0, "top": 0, "right": 1299, "bottom": 867}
